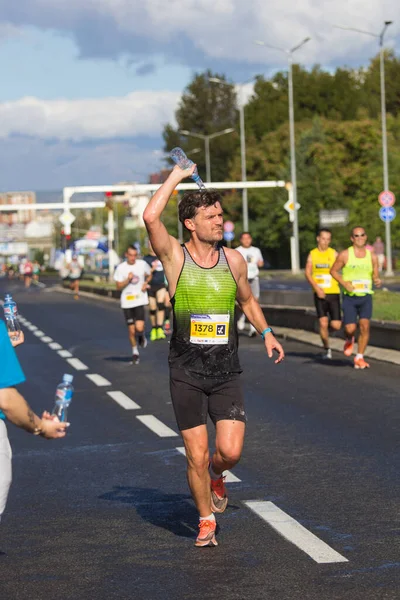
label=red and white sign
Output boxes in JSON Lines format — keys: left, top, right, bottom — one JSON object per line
{"left": 223, "top": 220, "right": 235, "bottom": 233}
{"left": 378, "top": 190, "right": 395, "bottom": 208}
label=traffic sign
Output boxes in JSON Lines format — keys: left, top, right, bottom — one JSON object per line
{"left": 378, "top": 190, "right": 395, "bottom": 208}
{"left": 59, "top": 211, "right": 76, "bottom": 226}
{"left": 379, "top": 206, "right": 396, "bottom": 223}
{"left": 223, "top": 231, "right": 235, "bottom": 242}
{"left": 284, "top": 199, "right": 301, "bottom": 213}
{"left": 223, "top": 220, "right": 235, "bottom": 233}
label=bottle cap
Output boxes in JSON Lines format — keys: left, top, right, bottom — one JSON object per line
{"left": 4, "top": 294, "right": 12, "bottom": 302}
{"left": 63, "top": 374, "right": 74, "bottom": 383}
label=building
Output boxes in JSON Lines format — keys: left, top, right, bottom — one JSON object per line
{"left": 0, "top": 191, "right": 36, "bottom": 225}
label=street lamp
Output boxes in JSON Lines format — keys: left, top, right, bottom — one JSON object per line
{"left": 209, "top": 77, "right": 254, "bottom": 231}
{"left": 179, "top": 128, "right": 235, "bottom": 182}
{"left": 334, "top": 22, "right": 394, "bottom": 276}
{"left": 255, "top": 37, "right": 311, "bottom": 274}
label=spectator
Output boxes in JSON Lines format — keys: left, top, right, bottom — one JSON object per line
{"left": 373, "top": 236, "right": 385, "bottom": 272}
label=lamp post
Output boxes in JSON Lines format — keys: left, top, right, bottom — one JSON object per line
{"left": 179, "top": 128, "right": 235, "bottom": 182}
{"left": 209, "top": 77, "right": 253, "bottom": 231}
{"left": 334, "top": 21, "right": 394, "bottom": 276}
{"left": 255, "top": 37, "right": 310, "bottom": 273}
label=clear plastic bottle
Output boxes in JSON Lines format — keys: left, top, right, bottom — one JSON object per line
{"left": 170, "top": 147, "right": 205, "bottom": 189}
{"left": 3, "top": 294, "right": 21, "bottom": 342}
{"left": 52, "top": 374, "right": 74, "bottom": 422}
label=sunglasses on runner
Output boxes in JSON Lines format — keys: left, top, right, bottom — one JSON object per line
{"left": 353, "top": 233, "right": 366, "bottom": 237}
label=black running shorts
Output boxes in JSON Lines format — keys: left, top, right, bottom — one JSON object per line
{"left": 314, "top": 293, "right": 341, "bottom": 321}
{"left": 123, "top": 306, "right": 145, "bottom": 325}
{"left": 170, "top": 368, "right": 246, "bottom": 431}
{"left": 148, "top": 284, "right": 166, "bottom": 298}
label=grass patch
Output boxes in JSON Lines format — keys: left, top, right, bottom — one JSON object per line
{"left": 79, "top": 279, "right": 115, "bottom": 291}
{"left": 373, "top": 290, "right": 400, "bottom": 322}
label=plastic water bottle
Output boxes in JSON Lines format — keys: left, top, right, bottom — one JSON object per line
{"left": 52, "top": 374, "right": 74, "bottom": 422}
{"left": 170, "top": 147, "right": 205, "bottom": 189}
{"left": 3, "top": 294, "right": 21, "bottom": 341}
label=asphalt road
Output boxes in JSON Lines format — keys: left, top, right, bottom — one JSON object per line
{"left": 0, "top": 279, "right": 399, "bottom": 600}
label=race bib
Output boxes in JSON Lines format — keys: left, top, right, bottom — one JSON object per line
{"left": 314, "top": 274, "right": 332, "bottom": 289}
{"left": 125, "top": 294, "right": 138, "bottom": 301}
{"left": 352, "top": 279, "right": 371, "bottom": 293}
{"left": 190, "top": 314, "right": 230, "bottom": 345}
{"left": 247, "top": 263, "right": 258, "bottom": 279}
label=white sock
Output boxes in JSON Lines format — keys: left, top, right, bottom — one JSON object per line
{"left": 132, "top": 346, "right": 139, "bottom": 355}
{"left": 209, "top": 462, "right": 222, "bottom": 481}
{"left": 200, "top": 513, "right": 215, "bottom": 522}
{"left": 355, "top": 353, "right": 363, "bottom": 360}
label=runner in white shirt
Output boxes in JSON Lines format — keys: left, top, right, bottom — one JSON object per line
{"left": 113, "top": 245, "right": 152, "bottom": 364}
{"left": 236, "top": 232, "right": 264, "bottom": 337}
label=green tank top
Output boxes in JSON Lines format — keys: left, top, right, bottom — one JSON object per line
{"left": 169, "top": 245, "right": 241, "bottom": 377}
{"left": 342, "top": 246, "right": 373, "bottom": 296}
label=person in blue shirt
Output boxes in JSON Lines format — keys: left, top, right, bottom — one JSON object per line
{"left": 0, "top": 322, "right": 68, "bottom": 523}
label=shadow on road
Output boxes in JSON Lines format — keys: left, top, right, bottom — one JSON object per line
{"left": 103, "top": 356, "right": 132, "bottom": 363}
{"left": 285, "top": 351, "right": 351, "bottom": 368}
{"left": 99, "top": 486, "right": 197, "bottom": 538}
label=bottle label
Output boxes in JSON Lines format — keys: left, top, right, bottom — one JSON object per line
{"left": 4, "top": 306, "right": 17, "bottom": 317}
{"left": 56, "top": 389, "right": 73, "bottom": 402}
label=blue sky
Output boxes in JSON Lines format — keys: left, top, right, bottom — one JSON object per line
{"left": 0, "top": 1, "right": 398, "bottom": 191}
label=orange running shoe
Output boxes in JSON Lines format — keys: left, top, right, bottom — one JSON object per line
{"left": 211, "top": 475, "right": 228, "bottom": 513}
{"left": 195, "top": 519, "right": 218, "bottom": 547}
{"left": 343, "top": 336, "right": 355, "bottom": 356}
{"left": 354, "top": 357, "right": 370, "bottom": 369}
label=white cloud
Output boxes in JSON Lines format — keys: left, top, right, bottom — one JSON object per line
{"left": 0, "top": 90, "right": 180, "bottom": 140}
{"left": 0, "top": 0, "right": 398, "bottom": 68}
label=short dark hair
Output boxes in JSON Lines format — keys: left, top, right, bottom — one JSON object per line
{"left": 179, "top": 189, "right": 222, "bottom": 228}
{"left": 351, "top": 225, "right": 365, "bottom": 237}
{"left": 240, "top": 232, "right": 252, "bottom": 238}
{"left": 317, "top": 228, "right": 332, "bottom": 236}
{"left": 126, "top": 245, "right": 137, "bottom": 252}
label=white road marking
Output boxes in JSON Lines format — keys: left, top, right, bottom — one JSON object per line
{"left": 27, "top": 325, "right": 37, "bottom": 331}
{"left": 137, "top": 415, "right": 178, "bottom": 438}
{"left": 86, "top": 374, "right": 111, "bottom": 386}
{"left": 34, "top": 330, "right": 45, "bottom": 337}
{"left": 66, "top": 358, "right": 88, "bottom": 371}
{"left": 244, "top": 501, "right": 348, "bottom": 564}
{"left": 58, "top": 350, "right": 73, "bottom": 358}
{"left": 175, "top": 447, "right": 241, "bottom": 482}
{"left": 49, "top": 342, "right": 63, "bottom": 350}
{"left": 107, "top": 391, "right": 141, "bottom": 410}
{"left": 41, "top": 336, "right": 53, "bottom": 343}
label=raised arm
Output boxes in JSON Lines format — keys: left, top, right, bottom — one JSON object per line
{"left": 143, "top": 164, "right": 196, "bottom": 263}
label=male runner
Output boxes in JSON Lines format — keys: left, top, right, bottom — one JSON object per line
{"left": 143, "top": 243, "right": 167, "bottom": 341}
{"left": 68, "top": 254, "right": 83, "bottom": 300}
{"left": 235, "top": 232, "right": 264, "bottom": 337}
{"left": 113, "top": 245, "right": 152, "bottom": 364}
{"left": 305, "top": 228, "right": 341, "bottom": 359}
{"left": 331, "top": 226, "right": 381, "bottom": 369}
{"left": 143, "top": 165, "right": 284, "bottom": 547}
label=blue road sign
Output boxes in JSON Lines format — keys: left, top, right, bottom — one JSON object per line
{"left": 379, "top": 206, "right": 396, "bottom": 223}
{"left": 223, "top": 231, "right": 235, "bottom": 242}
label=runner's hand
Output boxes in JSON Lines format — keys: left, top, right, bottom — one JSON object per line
{"left": 39, "top": 418, "right": 69, "bottom": 439}
{"left": 316, "top": 288, "right": 326, "bottom": 299}
{"left": 9, "top": 331, "right": 24, "bottom": 347}
{"left": 127, "top": 273, "right": 133, "bottom": 282}
{"left": 374, "top": 277, "right": 382, "bottom": 288}
{"left": 343, "top": 282, "right": 354, "bottom": 293}
{"left": 172, "top": 164, "right": 197, "bottom": 180}
{"left": 264, "top": 333, "right": 285, "bottom": 364}
{"left": 141, "top": 283, "right": 149, "bottom": 291}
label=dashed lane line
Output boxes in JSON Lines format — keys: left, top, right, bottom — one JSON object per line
{"left": 107, "top": 391, "right": 141, "bottom": 410}
{"left": 175, "top": 447, "right": 241, "bottom": 483}
{"left": 58, "top": 350, "right": 73, "bottom": 358}
{"left": 136, "top": 415, "right": 178, "bottom": 438}
{"left": 27, "top": 325, "right": 37, "bottom": 331}
{"left": 49, "top": 342, "right": 63, "bottom": 350}
{"left": 33, "top": 330, "right": 45, "bottom": 337}
{"left": 41, "top": 336, "right": 53, "bottom": 343}
{"left": 86, "top": 374, "right": 111, "bottom": 387}
{"left": 67, "top": 358, "right": 89, "bottom": 371}
{"left": 244, "top": 501, "right": 348, "bottom": 564}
